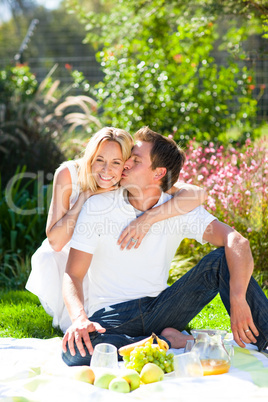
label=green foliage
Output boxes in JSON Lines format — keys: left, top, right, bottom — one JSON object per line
{"left": 0, "top": 167, "right": 51, "bottom": 289}
{"left": 0, "top": 64, "right": 38, "bottom": 102}
{"left": 69, "top": 0, "right": 262, "bottom": 144}
{"left": 0, "top": 253, "right": 31, "bottom": 290}
{"left": 0, "top": 290, "right": 63, "bottom": 338}
{"left": 0, "top": 63, "right": 101, "bottom": 187}
{"left": 0, "top": 166, "right": 50, "bottom": 254}
{"left": 262, "top": 16, "right": 268, "bottom": 38}
{"left": 168, "top": 255, "right": 195, "bottom": 285}
{"left": 0, "top": 4, "right": 96, "bottom": 63}
{"left": 0, "top": 64, "right": 65, "bottom": 187}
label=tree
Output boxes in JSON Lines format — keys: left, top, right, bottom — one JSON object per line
{"left": 0, "top": 4, "right": 94, "bottom": 61}
{"left": 68, "top": 0, "right": 266, "bottom": 144}
{"left": 0, "top": 0, "right": 37, "bottom": 36}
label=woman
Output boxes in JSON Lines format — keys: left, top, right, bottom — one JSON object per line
{"left": 26, "top": 127, "right": 206, "bottom": 332}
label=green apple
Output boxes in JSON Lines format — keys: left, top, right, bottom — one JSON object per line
{"left": 140, "top": 363, "right": 164, "bottom": 384}
{"left": 74, "top": 366, "right": 95, "bottom": 384}
{"left": 108, "top": 377, "right": 130, "bottom": 393}
{"left": 94, "top": 372, "right": 117, "bottom": 389}
{"left": 121, "top": 369, "right": 140, "bottom": 391}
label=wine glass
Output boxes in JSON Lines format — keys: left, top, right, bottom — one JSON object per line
{"left": 90, "top": 343, "right": 118, "bottom": 369}
{"left": 174, "top": 352, "right": 203, "bottom": 377}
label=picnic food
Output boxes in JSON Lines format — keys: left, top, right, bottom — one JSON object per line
{"left": 140, "top": 363, "right": 165, "bottom": 384}
{"left": 121, "top": 368, "right": 141, "bottom": 391}
{"left": 109, "top": 377, "right": 130, "bottom": 393}
{"left": 94, "top": 369, "right": 141, "bottom": 392}
{"left": 74, "top": 366, "right": 95, "bottom": 384}
{"left": 118, "top": 334, "right": 154, "bottom": 357}
{"left": 122, "top": 341, "right": 174, "bottom": 373}
{"left": 118, "top": 332, "right": 169, "bottom": 357}
{"left": 154, "top": 334, "right": 169, "bottom": 352}
{"left": 94, "top": 372, "right": 117, "bottom": 389}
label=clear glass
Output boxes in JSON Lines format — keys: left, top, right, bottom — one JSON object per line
{"left": 184, "top": 339, "right": 195, "bottom": 353}
{"left": 190, "top": 329, "right": 231, "bottom": 376}
{"left": 90, "top": 343, "right": 118, "bottom": 369}
{"left": 174, "top": 352, "right": 203, "bottom": 377}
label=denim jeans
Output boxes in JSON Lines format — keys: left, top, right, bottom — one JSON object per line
{"left": 62, "top": 247, "right": 268, "bottom": 366}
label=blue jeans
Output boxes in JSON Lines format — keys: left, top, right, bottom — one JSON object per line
{"left": 62, "top": 248, "right": 268, "bottom": 366}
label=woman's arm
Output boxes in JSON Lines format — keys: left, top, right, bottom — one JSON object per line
{"left": 118, "top": 183, "right": 207, "bottom": 250}
{"left": 46, "top": 167, "right": 92, "bottom": 252}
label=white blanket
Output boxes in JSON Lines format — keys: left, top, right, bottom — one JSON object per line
{"left": 0, "top": 337, "right": 267, "bottom": 402}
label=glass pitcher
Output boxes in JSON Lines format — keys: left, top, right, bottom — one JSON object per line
{"left": 190, "top": 329, "right": 231, "bottom": 376}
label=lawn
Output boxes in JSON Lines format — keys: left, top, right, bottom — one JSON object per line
{"left": 0, "top": 290, "right": 231, "bottom": 339}
{"left": 0, "top": 290, "right": 63, "bottom": 339}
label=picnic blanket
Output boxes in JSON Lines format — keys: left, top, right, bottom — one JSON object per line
{"left": 0, "top": 337, "right": 267, "bottom": 402}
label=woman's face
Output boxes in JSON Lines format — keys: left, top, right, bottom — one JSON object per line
{"left": 91, "top": 140, "right": 124, "bottom": 188}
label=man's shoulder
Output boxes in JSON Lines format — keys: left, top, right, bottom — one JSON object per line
{"left": 171, "top": 205, "right": 216, "bottom": 223}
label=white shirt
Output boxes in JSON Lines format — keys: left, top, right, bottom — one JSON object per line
{"left": 70, "top": 188, "right": 216, "bottom": 317}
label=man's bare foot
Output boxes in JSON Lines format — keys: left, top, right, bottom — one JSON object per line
{"left": 160, "top": 327, "right": 193, "bottom": 349}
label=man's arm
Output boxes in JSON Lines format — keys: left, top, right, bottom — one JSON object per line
{"left": 203, "top": 220, "right": 259, "bottom": 347}
{"left": 62, "top": 248, "right": 106, "bottom": 357}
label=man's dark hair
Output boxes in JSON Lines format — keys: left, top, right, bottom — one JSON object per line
{"left": 134, "top": 126, "right": 186, "bottom": 192}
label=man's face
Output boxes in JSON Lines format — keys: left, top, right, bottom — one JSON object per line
{"left": 120, "top": 141, "right": 156, "bottom": 192}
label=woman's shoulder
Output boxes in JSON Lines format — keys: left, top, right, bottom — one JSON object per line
{"left": 53, "top": 162, "right": 73, "bottom": 185}
{"left": 58, "top": 160, "right": 79, "bottom": 172}
{"left": 55, "top": 160, "right": 79, "bottom": 183}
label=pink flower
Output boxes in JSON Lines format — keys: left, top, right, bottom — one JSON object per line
{"left": 231, "top": 155, "right": 237, "bottom": 165}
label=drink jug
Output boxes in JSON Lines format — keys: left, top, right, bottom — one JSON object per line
{"left": 191, "top": 329, "right": 232, "bottom": 375}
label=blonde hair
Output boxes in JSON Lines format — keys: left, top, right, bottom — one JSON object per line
{"left": 77, "top": 127, "right": 133, "bottom": 192}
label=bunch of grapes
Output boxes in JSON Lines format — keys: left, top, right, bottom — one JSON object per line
{"left": 123, "top": 342, "right": 174, "bottom": 374}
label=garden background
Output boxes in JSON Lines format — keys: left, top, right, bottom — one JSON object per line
{"left": 0, "top": 0, "right": 267, "bottom": 339}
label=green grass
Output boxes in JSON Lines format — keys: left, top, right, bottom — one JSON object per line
{"left": 0, "top": 290, "right": 231, "bottom": 339}
{"left": 188, "top": 294, "right": 231, "bottom": 332}
{"left": 0, "top": 290, "right": 63, "bottom": 338}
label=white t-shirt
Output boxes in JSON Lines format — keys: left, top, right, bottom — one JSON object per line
{"left": 70, "top": 188, "right": 216, "bottom": 317}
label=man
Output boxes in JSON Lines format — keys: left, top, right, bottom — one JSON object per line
{"left": 62, "top": 127, "right": 268, "bottom": 366}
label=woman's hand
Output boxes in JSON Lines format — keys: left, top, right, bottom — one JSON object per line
{"left": 117, "top": 212, "right": 153, "bottom": 250}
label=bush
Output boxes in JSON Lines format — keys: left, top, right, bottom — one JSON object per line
{"left": 0, "top": 64, "right": 65, "bottom": 187}
{"left": 176, "top": 135, "right": 268, "bottom": 281}
{"left": 0, "top": 64, "right": 101, "bottom": 187}
{"left": 0, "top": 167, "right": 50, "bottom": 289}
{"left": 70, "top": 0, "right": 260, "bottom": 144}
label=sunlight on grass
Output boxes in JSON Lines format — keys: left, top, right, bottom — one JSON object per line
{"left": 188, "top": 294, "right": 231, "bottom": 333}
{"left": 0, "top": 290, "right": 231, "bottom": 339}
{"left": 0, "top": 290, "right": 63, "bottom": 339}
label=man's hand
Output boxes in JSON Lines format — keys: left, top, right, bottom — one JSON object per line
{"left": 62, "top": 315, "right": 106, "bottom": 357}
{"left": 230, "top": 297, "right": 259, "bottom": 348}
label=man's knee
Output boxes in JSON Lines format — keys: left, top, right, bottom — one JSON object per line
{"left": 204, "top": 247, "right": 226, "bottom": 267}
{"left": 62, "top": 340, "right": 92, "bottom": 367}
